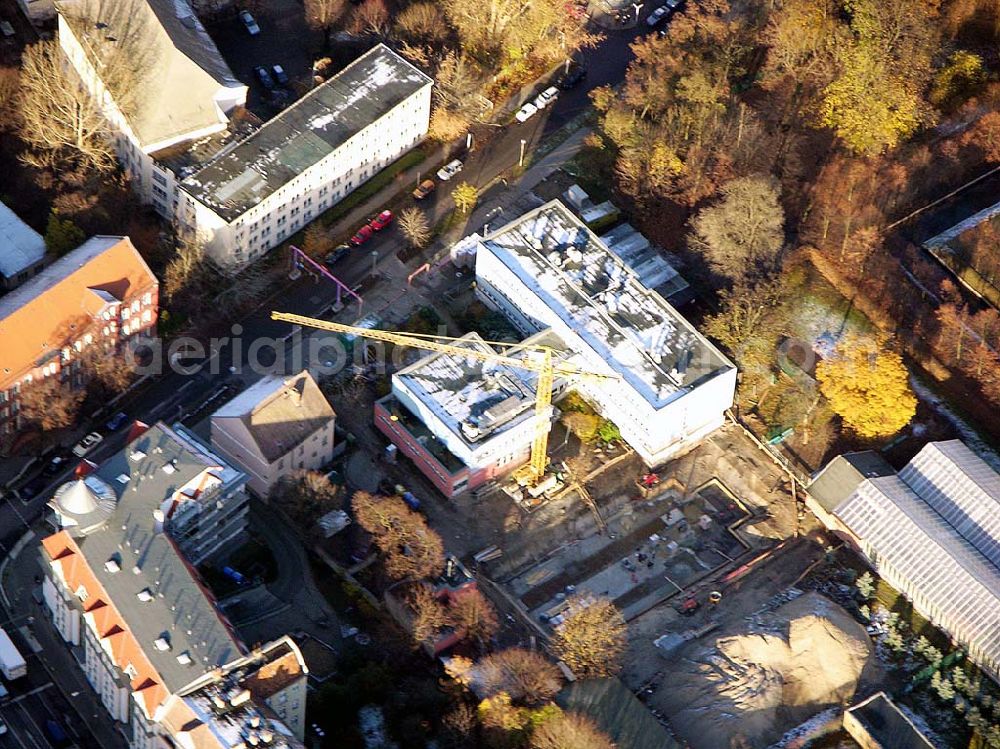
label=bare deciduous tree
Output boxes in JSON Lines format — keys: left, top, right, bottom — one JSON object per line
{"left": 688, "top": 174, "right": 785, "bottom": 283}
{"left": 18, "top": 41, "right": 115, "bottom": 171}
{"left": 398, "top": 207, "right": 431, "bottom": 249}
{"left": 0, "top": 66, "right": 19, "bottom": 130}
{"left": 394, "top": 2, "right": 448, "bottom": 47}
{"left": 530, "top": 712, "right": 615, "bottom": 749}
{"left": 18, "top": 377, "right": 85, "bottom": 432}
{"left": 163, "top": 237, "right": 209, "bottom": 303}
{"left": 480, "top": 648, "right": 562, "bottom": 706}
{"left": 351, "top": 491, "right": 445, "bottom": 580}
{"left": 349, "top": 0, "right": 389, "bottom": 37}
{"left": 80, "top": 343, "right": 135, "bottom": 397}
{"left": 450, "top": 589, "right": 499, "bottom": 648}
{"left": 302, "top": 223, "right": 335, "bottom": 257}
{"left": 304, "top": 0, "right": 348, "bottom": 47}
{"left": 271, "top": 470, "right": 342, "bottom": 529}
{"left": 408, "top": 583, "right": 449, "bottom": 645}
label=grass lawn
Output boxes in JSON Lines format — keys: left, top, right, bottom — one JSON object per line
{"left": 320, "top": 148, "right": 428, "bottom": 229}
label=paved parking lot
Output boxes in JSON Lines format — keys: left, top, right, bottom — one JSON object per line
{"left": 204, "top": 0, "right": 323, "bottom": 118}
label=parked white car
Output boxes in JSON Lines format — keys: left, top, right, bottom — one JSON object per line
{"left": 436, "top": 159, "right": 464, "bottom": 181}
{"left": 72, "top": 432, "right": 103, "bottom": 458}
{"left": 534, "top": 86, "right": 559, "bottom": 110}
{"left": 515, "top": 102, "right": 539, "bottom": 122}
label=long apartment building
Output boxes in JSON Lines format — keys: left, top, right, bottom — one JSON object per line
{"left": 58, "top": 0, "right": 432, "bottom": 269}
{"left": 379, "top": 201, "right": 737, "bottom": 496}
{"left": 0, "top": 236, "right": 158, "bottom": 436}
{"left": 39, "top": 421, "right": 305, "bottom": 748}
{"left": 171, "top": 44, "right": 432, "bottom": 267}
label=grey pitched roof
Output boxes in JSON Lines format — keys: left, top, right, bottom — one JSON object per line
{"left": 213, "top": 372, "right": 335, "bottom": 463}
{"left": 846, "top": 692, "right": 935, "bottom": 749}
{"left": 0, "top": 201, "right": 45, "bottom": 280}
{"left": 181, "top": 44, "right": 431, "bottom": 222}
{"left": 556, "top": 678, "right": 681, "bottom": 749}
{"left": 807, "top": 451, "right": 895, "bottom": 513}
{"left": 74, "top": 423, "right": 243, "bottom": 691}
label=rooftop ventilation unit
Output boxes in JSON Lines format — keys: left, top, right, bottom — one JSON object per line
{"left": 137, "top": 589, "right": 153, "bottom": 602}
{"left": 176, "top": 652, "right": 193, "bottom": 665}
{"left": 129, "top": 450, "right": 146, "bottom": 462}
{"left": 162, "top": 462, "right": 177, "bottom": 475}
{"left": 105, "top": 558, "right": 120, "bottom": 573}
{"left": 153, "top": 636, "right": 171, "bottom": 652}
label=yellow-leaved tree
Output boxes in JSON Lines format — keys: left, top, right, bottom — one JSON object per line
{"left": 816, "top": 334, "right": 917, "bottom": 439}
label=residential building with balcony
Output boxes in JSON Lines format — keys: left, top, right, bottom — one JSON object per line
{"left": 39, "top": 422, "right": 295, "bottom": 748}
{"left": 211, "top": 370, "right": 336, "bottom": 498}
{"left": 0, "top": 236, "right": 158, "bottom": 436}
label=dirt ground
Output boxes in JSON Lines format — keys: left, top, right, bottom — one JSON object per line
{"left": 621, "top": 536, "right": 889, "bottom": 749}
{"left": 656, "top": 591, "right": 880, "bottom": 749}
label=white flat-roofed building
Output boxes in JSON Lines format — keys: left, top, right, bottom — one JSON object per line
{"left": 469, "top": 200, "right": 736, "bottom": 467}
{"left": 174, "top": 44, "right": 432, "bottom": 268}
{"left": 375, "top": 331, "right": 573, "bottom": 497}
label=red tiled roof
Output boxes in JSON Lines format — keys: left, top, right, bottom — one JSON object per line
{"left": 0, "top": 236, "right": 157, "bottom": 389}
{"left": 42, "top": 531, "right": 170, "bottom": 715}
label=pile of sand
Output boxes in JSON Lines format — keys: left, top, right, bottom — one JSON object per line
{"left": 659, "top": 593, "right": 877, "bottom": 749}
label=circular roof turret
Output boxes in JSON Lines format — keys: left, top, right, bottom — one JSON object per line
{"left": 51, "top": 476, "right": 118, "bottom": 535}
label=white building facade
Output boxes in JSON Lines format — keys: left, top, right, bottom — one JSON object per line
{"left": 57, "top": 0, "right": 247, "bottom": 210}
{"left": 174, "top": 45, "right": 432, "bottom": 268}
{"left": 470, "top": 201, "right": 736, "bottom": 467}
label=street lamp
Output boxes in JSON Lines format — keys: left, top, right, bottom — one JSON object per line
{"left": 518, "top": 138, "right": 527, "bottom": 168}
{"left": 633, "top": 2, "right": 642, "bottom": 22}
{"left": 466, "top": 132, "right": 474, "bottom": 150}
{"left": 370, "top": 250, "right": 378, "bottom": 278}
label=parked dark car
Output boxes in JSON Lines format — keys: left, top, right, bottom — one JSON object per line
{"left": 42, "top": 454, "right": 69, "bottom": 477}
{"left": 254, "top": 65, "right": 275, "bottom": 90}
{"left": 105, "top": 411, "right": 129, "bottom": 431}
{"left": 16, "top": 473, "right": 49, "bottom": 501}
{"left": 557, "top": 66, "right": 587, "bottom": 90}
{"left": 272, "top": 64, "right": 289, "bottom": 86}
{"left": 324, "top": 244, "right": 351, "bottom": 266}
{"left": 45, "top": 720, "right": 71, "bottom": 748}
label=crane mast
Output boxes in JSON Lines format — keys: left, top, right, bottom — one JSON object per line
{"left": 271, "top": 311, "right": 611, "bottom": 485}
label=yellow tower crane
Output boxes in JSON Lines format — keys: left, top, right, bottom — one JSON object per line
{"left": 271, "top": 311, "right": 614, "bottom": 485}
